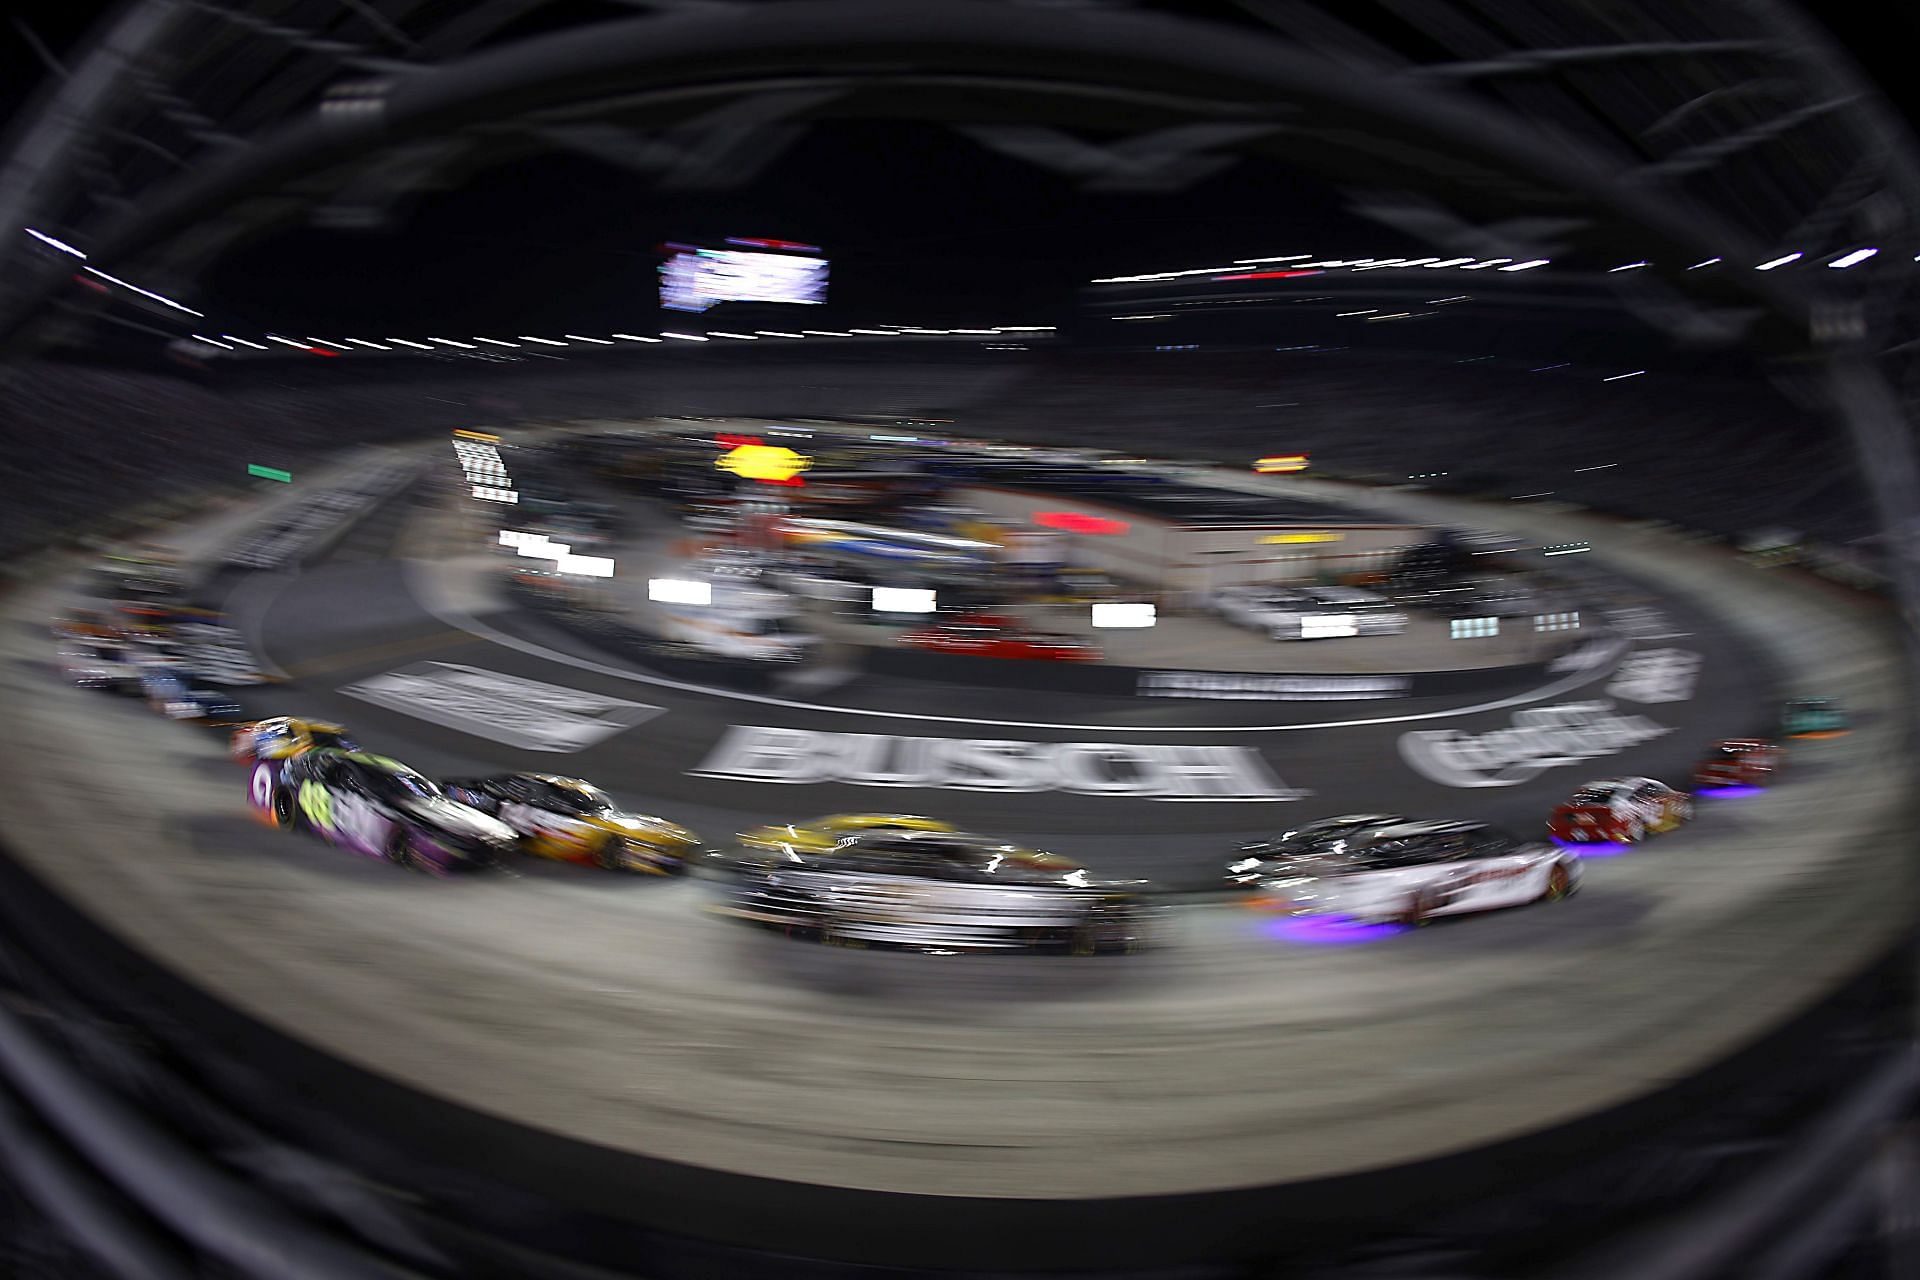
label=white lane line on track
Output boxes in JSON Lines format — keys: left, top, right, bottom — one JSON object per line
{"left": 401, "top": 559, "right": 1632, "bottom": 734}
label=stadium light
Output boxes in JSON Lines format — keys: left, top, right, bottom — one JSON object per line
{"left": 611, "top": 334, "right": 662, "bottom": 342}
{"left": 564, "top": 334, "right": 614, "bottom": 344}
{"left": 872, "top": 587, "right": 937, "bottom": 614}
{"left": 518, "top": 335, "right": 567, "bottom": 346}
{"left": 221, "top": 335, "right": 268, "bottom": 350}
{"left": 1688, "top": 258, "right": 1722, "bottom": 269}
{"left": 429, "top": 337, "right": 476, "bottom": 348}
{"left": 649, "top": 578, "right": 712, "bottom": 605}
{"left": 1092, "top": 602, "right": 1156, "bottom": 629}
{"left": 25, "top": 227, "right": 85, "bottom": 258}
{"left": 1756, "top": 252, "right": 1802, "bottom": 270}
{"left": 1459, "top": 259, "right": 1511, "bottom": 270}
{"left": 306, "top": 337, "right": 352, "bottom": 350}
{"left": 191, "top": 334, "right": 233, "bottom": 349}
{"left": 346, "top": 338, "right": 390, "bottom": 349}
{"left": 555, "top": 553, "right": 614, "bottom": 577}
{"left": 1602, "top": 370, "right": 1646, "bottom": 382}
{"left": 1608, "top": 261, "right": 1650, "bottom": 272}
{"left": 1828, "top": 248, "right": 1878, "bottom": 268}
{"left": 473, "top": 337, "right": 520, "bottom": 347}
{"left": 1301, "top": 615, "right": 1359, "bottom": 639}
{"left": 387, "top": 338, "right": 434, "bottom": 349}
{"left": 662, "top": 332, "right": 708, "bottom": 342}
{"left": 82, "top": 266, "right": 203, "bottom": 315}
{"left": 1498, "top": 259, "right": 1551, "bottom": 272}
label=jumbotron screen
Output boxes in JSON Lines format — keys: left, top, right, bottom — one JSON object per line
{"left": 660, "top": 239, "right": 829, "bottom": 313}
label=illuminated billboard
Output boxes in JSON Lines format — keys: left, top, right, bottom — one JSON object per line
{"left": 661, "top": 243, "right": 828, "bottom": 313}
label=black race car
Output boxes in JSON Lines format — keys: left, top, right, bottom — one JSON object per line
{"left": 250, "top": 748, "right": 518, "bottom": 874}
{"left": 1225, "top": 814, "right": 1408, "bottom": 887}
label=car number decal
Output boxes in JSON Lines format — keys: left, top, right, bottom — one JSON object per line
{"left": 250, "top": 762, "right": 274, "bottom": 810}
{"left": 299, "top": 780, "right": 333, "bottom": 832}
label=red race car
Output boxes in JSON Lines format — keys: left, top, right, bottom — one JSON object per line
{"left": 899, "top": 614, "right": 1102, "bottom": 662}
{"left": 1548, "top": 777, "right": 1693, "bottom": 845}
{"left": 1693, "top": 738, "right": 1785, "bottom": 790}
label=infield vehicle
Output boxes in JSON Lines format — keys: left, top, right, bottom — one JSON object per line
{"left": 1225, "top": 813, "right": 1408, "bottom": 887}
{"left": 1779, "top": 697, "right": 1850, "bottom": 739}
{"left": 1243, "top": 819, "right": 1581, "bottom": 927}
{"left": 1548, "top": 777, "right": 1692, "bottom": 844}
{"left": 1694, "top": 738, "right": 1786, "bottom": 790}
{"left": 441, "top": 772, "right": 700, "bottom": 874}
{"left": 250, "top": 749, "right": 517, "bottom": 874}
{"left": 1210, "top": 586, "right": 1408, "bottom": 641}
{"left": 230, "top": 716, "right": 358, "bottom": 762}
{"left": 722, "top": 827, "right": 1154, "bottom": 954}
{"left": 898, "top": 614, "right": 1102, "bottom": 662}
{"left": 653, "top": 583, "right": 813, "bottom": 662}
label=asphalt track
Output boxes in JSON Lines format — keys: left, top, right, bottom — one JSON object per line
{"left": 0, "top": 438, "right": 1910, "bottom": 1234}
{"left": 215, "top": 458, "right": 1767, "bottom": 886}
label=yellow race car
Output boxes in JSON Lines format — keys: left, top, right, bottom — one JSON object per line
{"left": 441, "top": 772, "right": 701, "bottom": 874}
{"left": 230, "top": 716, "right": 358, "bottom": 762}
{"left": 737, "top": 813, "right": 960, "bottom": 857}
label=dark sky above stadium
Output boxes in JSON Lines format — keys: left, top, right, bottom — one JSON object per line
{"left": 6, "top": 3, "right": 1918, "bottom": 337}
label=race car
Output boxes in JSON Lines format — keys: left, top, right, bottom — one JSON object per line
{"left": 441, "top": 772, "right": 700, "bottom": 874}
{"left": 721, "top": 827, "right": 1154, "bottom": 954}
{"left": 737, "top": 813, "right": 961, "bottom": 858}
{"left": 136, "top": 660, "right": 247, "bottom": 727}
{"left": 1225, "top": 813, "right": 1408, "bottom": 887}
{"left": 1242, "top": 818, "right": 1581, "bottom": 927}
{"left": 1547, "top": 777, "right": 1693, "bottom": 845}
{"left": 898, "top": 615, "right": 1102, "bottom": 662}
{"left": 1693, "top": 738, "right": 1786, "bottom": 790}
{"left": 250, "top": 749, "right": 516, "bottom": 874}
{"left": 58, "top": 638, "right": 145, "bottom": 696}
{"left": 1779, "top": 697, "right": 1850, "bottom": 739}
{"left": 53, "top": 608, "right": 123, "bottom": 642}
{"left": 230, "top": 716, "right": 359, "bottom": 762}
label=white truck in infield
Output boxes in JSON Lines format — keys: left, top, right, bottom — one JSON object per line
{"left": 652, "top": 582, "right": 814, "bottom": 662}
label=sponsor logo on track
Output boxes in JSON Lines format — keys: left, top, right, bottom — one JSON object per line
{"left": 340, "top": 662, "right": 663, "bottom": 751}
{"left": 1546, "top": 633, "right": 1629, "bottom": 674}
{"left": 1398, "top": 700, "right": 1671, "bottom": 788}
{"left": 1137, "top": 671, "right": 1411, "bottom": 701}
{"left": 691, "top": 726, "right": 1310, "bottom": 801}
{"left": 1605, "top": 648, "right": 1701, "bottom": 704}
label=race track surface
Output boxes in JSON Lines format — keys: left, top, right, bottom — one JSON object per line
{"left": 0, "top": 444, "right": 1910, "bottom": 1208}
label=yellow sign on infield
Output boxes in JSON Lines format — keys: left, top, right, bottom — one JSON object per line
{"left": 1260, "top": 531, "right": 1344, "bottom": 545}
{"left": 716, "top": 443, "right": 812, "bottom": 483}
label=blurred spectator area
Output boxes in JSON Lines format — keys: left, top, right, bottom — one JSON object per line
{"left": 0, "top": 346, "right": 1868, "bottom": 559}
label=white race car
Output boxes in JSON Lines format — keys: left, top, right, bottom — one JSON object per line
{"left": 1210, "top": 586, "right": 1408, "bottom": 641}
{"left": 1248, "top": 818, "right": 1580, "bottom": 926}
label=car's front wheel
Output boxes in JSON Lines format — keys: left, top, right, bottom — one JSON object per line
{"left": 271, "top": 787, "right": 297, "bottom": 831}
{"left": 384, "top": 828, "right": 415, "bottom": 871}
